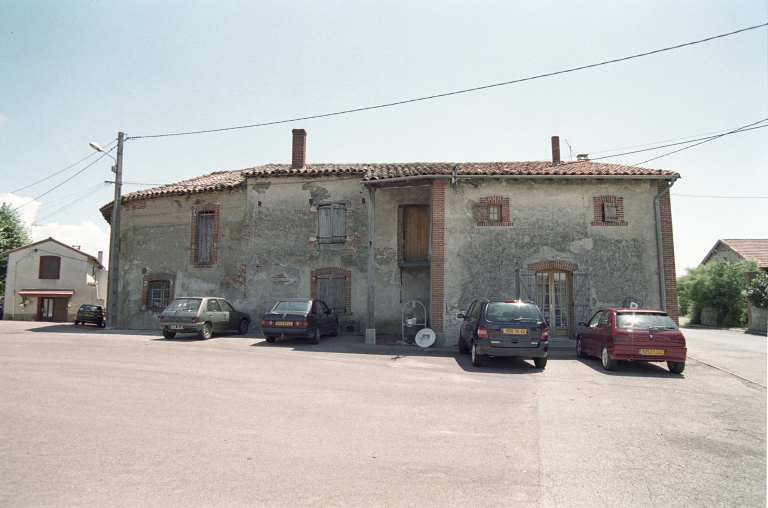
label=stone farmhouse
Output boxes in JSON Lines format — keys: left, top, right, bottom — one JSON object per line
{"left": 100, "top": 130, "right": 680, "bottom": 345}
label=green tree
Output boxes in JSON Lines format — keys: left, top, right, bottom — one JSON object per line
{"left": 744, "top": 271, "right": 768, "bottom": 309}
{"left": 0, "top": 203, "right": 31, "bottom": 295}
{"left": 677, "top": 260, "right": 757, "bottom": 327}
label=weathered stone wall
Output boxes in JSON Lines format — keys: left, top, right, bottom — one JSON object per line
{"left": 748, "top": 306, "right": 767, "bottom": 334}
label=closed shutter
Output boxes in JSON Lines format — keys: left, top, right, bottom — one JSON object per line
{"left": 573, "top": 270, "right": 590, "bottom": 329}
{"left": 318, "top": 206, "right": 332, "bottom": 244}
{"left": 473, "top": 202, "right": 489, "bottom": 221}
{"left": 603, "top": 202, "right": 618, "bottom": 222}
{"left": 317, "top": 273, "right": 346, "bottom": 313}
{"left": 331, "top": 203, "right": 346, "bottom": 243}
{"left": 517, "top": 269, "right": 536, "bottom": 300}
{"left": 197, "top": 212, "right": 214, "bottom": 263}
{"left": 403, "top": 206, "right": 429, "bottom": 261}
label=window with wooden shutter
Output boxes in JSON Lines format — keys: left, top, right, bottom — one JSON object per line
{"left": 603, "top": 202, "right": 618, "bottom": 222}
{"left": 317, "top": 273, "right": 346, "bottom": 313}
{"left": 473, "top": 202, "right": 489, "bottom": 221}
{"left": 39, "top": 256, "right": 61, "bottom": 279}
{"left": 197, "top": 211, "right": 214, "bottom": 263}
{"left": 488, "top": 204, "right": 500, "bottom": 221}
{"left": 403, "top": 206, "right": 429, "bottom": 261}
{"left": 318, "top": 203, "right": 346, "bottom": 244}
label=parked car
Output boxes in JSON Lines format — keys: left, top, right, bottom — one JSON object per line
{"left": 260, "top": 298, "right": 339, "bottom": 344}
{"left": 157, "top": 297, "right": 251, "bottom": 339}
{"left": 457, "top": 299, "right": 549, "bottom": 368}
{"left": 575, "top": 308, "right": 687, "bottom": 374}
{"left": 74, "top": 304, "right": 106, "bottom": 327}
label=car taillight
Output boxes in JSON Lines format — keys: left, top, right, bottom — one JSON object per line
{"left": 477, "top": 326, "right": 489, "bottom": 339}
{"left": 672, "top": 338, "right": 686, "bottom": 344}
{"left": 261, "top": 319, "right": 274, "bottom": 326}
{"left": 296, "top": 321, "right": 309, "bottom": 327}
{"left": 539, "top": 327, "right": 549, "bottom": 341}
{"left": 192, "top": 317, "right": 200, "bottom": 323}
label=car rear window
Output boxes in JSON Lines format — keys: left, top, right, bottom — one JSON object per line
{"left": 616, "top": 313, "right": 677, "bottom": 330}
{"left": 485, "top": 302, "right": 542, "bottom": 323}
{"left": 272, "top": 301, "right": 311, "bottom": 313}
{"left": 80, "top": 305, "right": 100, "bottom": 312}
{"left": 165, "top": 298, "right": 202, "bottom": 312}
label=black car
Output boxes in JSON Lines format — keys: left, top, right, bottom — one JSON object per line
{"left": 74, "top": 304, "right": 106, "bottom": 327}
{"left": 457, "top": 299, "right": 549, "bottom": 368}
{"left": 261, "top": 298, "right": 339, "bottom": 344}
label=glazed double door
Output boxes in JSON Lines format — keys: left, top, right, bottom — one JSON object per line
{"left": 536, "top": 271, "right": 569, "bottom": 337}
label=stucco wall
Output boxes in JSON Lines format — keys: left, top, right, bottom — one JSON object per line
{"left": 3, "top": 242, "right": 106, "bottom": 321}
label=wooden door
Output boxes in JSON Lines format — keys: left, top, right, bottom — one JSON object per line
{"left": 403, "top": 206, "right": 429, "bottom": 261}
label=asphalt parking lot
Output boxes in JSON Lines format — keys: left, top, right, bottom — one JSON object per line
{"left": 0, "top": 321, "right": 765, "bottom": 507}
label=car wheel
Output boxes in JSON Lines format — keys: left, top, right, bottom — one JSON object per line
{"left": 576, "top": 338, "right": 588, "bottom": 358}
{"left": 265, "top": 336, "right": 276, "bottom": 343}
{"left": 667, "top": 361, "right": 685, "bottom": 374}
{"left": 100, "top": 320, "right": 106, "bottom": 328}
{"left": 162, "top": 330, "right": 176, "bottom": 339}
{"left": 601, "top": 345, "right": 617, "bottom": 371}
{"left": 534, "top": 356, "right": 548, "bottom": 369}
{"left": 471, "top": 341, "right": 484, "bottom": 367}
{"left": 330, "top": 321, "right": 339, "bottom": 337}
{"left": 458, "top": 335, "right": 470, "bottom": 355}
{"left": 199, "top": 323, "right": 213, "bottom": 340}
{"left": 311, "top": 328, "right": 321, "bottom": 344}
{"left": 74, "top": 321, "right": 79, "bottom": 326}
{"left": 238, "top": 319, "right": 249, "bottom": 335}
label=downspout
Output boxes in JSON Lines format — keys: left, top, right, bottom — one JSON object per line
{"left": 654, "top": 178, "right": 677, "bottom": 311}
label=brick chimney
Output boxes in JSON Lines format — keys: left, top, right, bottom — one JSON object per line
{"left": 292, "top": 129, "right": 307, "bottom": 168}
{"left": 551, "top": 136, "right": 560, "bottom": 166}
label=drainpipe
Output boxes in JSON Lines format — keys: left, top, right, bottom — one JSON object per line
{"left": 654, "top": 178, "right": 677, "bottom": 311}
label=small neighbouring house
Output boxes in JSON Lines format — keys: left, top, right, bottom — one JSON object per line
{"left": 100, "top": 130, "right": 681, "bottom": 345}
{"left": 2, "top": 238, "right": 107, "bottom": 322}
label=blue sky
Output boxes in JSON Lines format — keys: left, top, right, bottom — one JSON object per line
{"left": 1, "top": 1, "right": 766, "bottom": 274}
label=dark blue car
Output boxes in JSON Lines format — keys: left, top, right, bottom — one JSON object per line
{"left": 260, "top": 299, "right": 339, "bottom": 344}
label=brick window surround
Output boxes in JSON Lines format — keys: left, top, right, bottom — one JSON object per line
{"left": 475, "top": 196, "right": 513, "bottom": 226}
{"left": 591, "top": 196, "right": 628, "bottom": 226}
{"left": 39, "top": 256, "right": 61, "bottom": 279}
{"left": 190, "top": 204, "right": 220, "bottom": 266}
{"left": 141, "top": 273, "right": 175, "bottom": 312}
{"left": 310, "top": 268, "right": 352, "bottom": 315}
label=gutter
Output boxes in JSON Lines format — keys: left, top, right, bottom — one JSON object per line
{"left": 654, "top": 177, "right": 678, "bottom": 311}
{"left": 362, "top": 173, "right": 678, "bottom": 186}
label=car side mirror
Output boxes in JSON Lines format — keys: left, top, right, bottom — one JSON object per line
{"left": 578, "top": 321, "right": 587, "bottom": 327}
{"left": 457, "top": 313, "right": 465, "bottom": 320}
{"left": 329, "top": 309, "right": 334, "bottom": 314}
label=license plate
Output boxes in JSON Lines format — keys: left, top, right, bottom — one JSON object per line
{"left": 639, "top": 349, "right": 665, "bottom": 355}
{"left": 275, "top": 321, "right": 293, "bottom": 326}
{"left": 170, "top": 325, "right": 185, "bottom": 330}
{"left": 502, "top": 328, "right": 527, "bottom": 335}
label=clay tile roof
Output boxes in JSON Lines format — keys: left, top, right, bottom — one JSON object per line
{"left": 720, "top": 239, "right": 768, "bottom": 269}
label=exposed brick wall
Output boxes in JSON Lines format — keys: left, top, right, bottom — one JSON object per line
{"left": 476, "top": 195, "right": 513, "bottom": 227}
{"left": 591, "top": 195, "right": 628, "bottom": 226}
{"left": 658, "top": 181, "right": 679, "bottom": 324}
{"left": 430, "top": 180, "right": 445, "bottom": 332}
{"left": 141, "top": 273, "right": 175, "bottom": 313}
{"left": 310, "top": 267, "right": 352, "bottom": 316}
{"left": 189, "top": 204, "right": 220, "bottom": 266}
{"left": 396, "top": 207, "right": 404, "bottom": 262}
{"left": 527, "top": 261, "right": 579, "bottom": 273}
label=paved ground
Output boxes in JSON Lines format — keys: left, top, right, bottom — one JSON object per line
{"left": 0, "top": 322, "right": 764, "bottom": 507}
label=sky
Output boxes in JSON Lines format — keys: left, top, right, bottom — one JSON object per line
{"left": 1, "top": 1, "right": 766, "bottom": 277}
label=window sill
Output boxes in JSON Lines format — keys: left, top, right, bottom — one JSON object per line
{"left": 398, "top": 260, "right": 431, "bottom": 268}
{"left": 476, "top": 221, "right": 514, "bottom": 227}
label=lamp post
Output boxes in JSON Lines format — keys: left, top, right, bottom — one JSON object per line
{"left": 90, "top": 132, "right": 124, "bottom": 328}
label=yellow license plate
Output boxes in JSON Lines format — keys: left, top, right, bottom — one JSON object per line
{"left": 275, "top": 321, "right": 293, "bottom": 326}
{"left": 502, "top": 328, "right": 527, "bottom": 335}
{"left": 639, "top": 349, "right": 665, "bottom": 355}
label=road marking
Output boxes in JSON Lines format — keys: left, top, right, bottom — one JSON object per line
{"left": 688, "top": 354, "right": 767, "bottom": 388}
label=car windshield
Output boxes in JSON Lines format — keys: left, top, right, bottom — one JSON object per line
{"left": 165, "top": 298, "right": 202, "bottom": 312}
{"left": 485, "top": 302, "right": 541, "bottom": 323}
{"left": 272, "top": 301, "right": 311, "bottom": 313}
{"left": 616, "top": 313, "right": 677, "bottom": 330}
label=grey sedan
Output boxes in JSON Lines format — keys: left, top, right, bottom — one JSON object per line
{"left": 158, "top": 297, "right": 251, "bottom": 339}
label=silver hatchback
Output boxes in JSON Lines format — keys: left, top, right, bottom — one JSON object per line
{"left": 158, "top": 297, "right": 251, "bottom": 339}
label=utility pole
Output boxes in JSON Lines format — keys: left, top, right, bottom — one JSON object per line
{"left": 106, "top": 132, "right": 124, "bottom": 328}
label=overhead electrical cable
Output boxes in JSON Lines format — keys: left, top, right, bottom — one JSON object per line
{"left": 32, "top": 183, "right": 110, "bottom": 224}
{"left": 128, "top": 23, "right": 768, "bottom": 141}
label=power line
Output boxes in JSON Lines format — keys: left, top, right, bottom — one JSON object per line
{"left": 129, "top": 23, "right": 768, "bottom": 141}
{"left": 31, "top": 184, "right": 110, "bottom": 224}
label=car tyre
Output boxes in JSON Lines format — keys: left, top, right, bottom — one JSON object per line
{"left": 534, "top": 356, "right": 547, "bottom": 369}
{"left": 601, "top": 345, "right": 617, "bottom": 371}
{"left": 74, "top": 321, "right": 79, "bottom": 326}
{"left": 576, "top": 338, "right": 588, "bottom": 358}
{"left": 238, "top": 319, "right": 249, "bottom": 335}
{"left": 471, "top": 341, "right": 484, "bottom": 367}
{"left": 667, "top": 361, "right": 685, "bottom": 374}
{"left": 265, "top": 336, "right": 276, "bottom": 343}
{"left": 162, "top": 329, "right": 176, "bottom": 339}
{"left": 100, "top": 320, "right": 106, "bottom": 328}
{"left": 199, "top": 323, "right": 213, "bottom": 340}
{"left": 311, "top": 328, "right": 321, "bottom": 344}
{"left": 458, "top": 335, "right": 470, "bottom": 355}
{"left": 330, "top": 321, "right": 339, "bottom": 337}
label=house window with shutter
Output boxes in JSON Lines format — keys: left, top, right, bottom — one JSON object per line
{"left": 39, "top": 256, "right": 61, "bottom": 279}
{"left": 474, "top": 196, "right": 513, "bottom": 226}
{"left": 318, "top": 203, "right": 346, "bottom": 244}
{"left": 591, "top": 196, "right": 627, "bottom": 226}
{"left": 190, "top": 204, "right": 220, "bottom": 265}
{"left": 311, "top": 268, "right": 352, "bottom": 315}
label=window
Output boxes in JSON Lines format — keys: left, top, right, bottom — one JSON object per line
{"left": 474, "top": 196, "right": 513, "bottom": 226}
{"left": 488, "top": 204, "right": 500, "bottom": 221}
{"left": 146, "top": 281, "right": 170, "bottom": 312}
{"left": 197, "top": 211, "right": 215, "bottom": 263}
{"left": 39, "top": 256, "right": 61, "bottom": 279}
{"left": 592, "top": 196, "right": 627, "bottom": 226}
{"left": 398, "top": 205, "right": 430, "bottom": 262}
{"left": 207, "top": 299, "right": 222, "bottom": 312}
{"left": 190, "top": 204, "right": 220, "bottom": 265}
{"left": 318, "top": 203, "right": 346, "bottom": 244}
{"left": 317, "top": 273, "right": 346, "bottom": 313}
{"left": 603, "top": 202, "right": 618, "bottom": 222}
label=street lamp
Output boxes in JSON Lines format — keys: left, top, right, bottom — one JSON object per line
{"left": 90, "top": 133, "right": 124, "bottom": 328}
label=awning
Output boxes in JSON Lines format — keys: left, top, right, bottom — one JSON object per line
{"left": 19, "top": 289, "right": 74, "bottom": 298}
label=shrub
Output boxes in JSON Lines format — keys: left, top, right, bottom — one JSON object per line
{"left": 744, "top": 272, "right": 768, "bottom": 309}
{"left": 677, "top": 260, "right": 757, "bottom": 327}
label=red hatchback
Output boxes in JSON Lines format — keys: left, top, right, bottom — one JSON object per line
{"left": 575, "top": 308, "right": 687, "bottom": 374}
